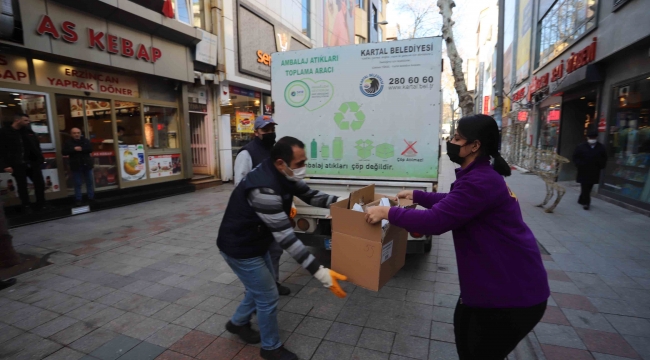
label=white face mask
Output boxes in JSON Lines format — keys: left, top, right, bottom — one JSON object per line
{"left": 283, "top": 162, "right": 307, "bottom": 181}
{"left": 588, "top": 139, "right": 597, "bottom": 145}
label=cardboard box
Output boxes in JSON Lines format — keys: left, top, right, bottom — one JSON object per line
{"left": 330, "top": 185, "right": 409, "bottom": 291}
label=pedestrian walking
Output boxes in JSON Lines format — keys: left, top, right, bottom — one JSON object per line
{"left": 0, "top": 196, "right": 19, "bottom": 290}
{"left": 573, "top": 127, "right": 607, "bottom": 210}
{"left": 63, "top": 128, "right": 95, "bottom": 206}
{"left": 366, "top": 114, "right": 550, "bottom": 360}
{"left": 234, "top": 116, "right": 292, "bottom": 296}
{"left": 0, "top": 113, "right": 46, "bottom": 213}
{"left": 217, "top": 136, "right": 348, "bottom": 360}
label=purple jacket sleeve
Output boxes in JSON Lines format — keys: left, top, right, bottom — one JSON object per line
{"left": 413, "top": 190, "right": 447, "bottom": 209}
{"left": 389, "top": 179, "right": 490, "bottom": 236}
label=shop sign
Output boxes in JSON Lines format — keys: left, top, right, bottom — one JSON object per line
{"left": 512, "top": 86, "right": 527, "bottom": 102}
{"left": 229, "top": 85, "right": 261, "bottom": 98}
{"left": 530, "top": 37, "right": 598, "bottom": 96}
{"left": 598, "top": 116, "right": 607, "bottom": 132}
{"left": 36, "top": 15, "right": 162, "bottom": 63}
{"left": 482, "top": 96, "right": 490, "bottom": 115}
{"left": 195, "top": 29, "right": 218, "bottom": 66}
{"left": 547, "top": 109, "right": 561, "bottom": 122}
{"left": 0, "top": 54, "right": 30, "bottom": 84}
{"left": 257, "top": 50, "right": 272, "bottom": 66}
{"left": 34, "top": 60, "right": 139, "bottom": 97}
{"left": 517, "top": 111, "right": 529, "bottom": 122}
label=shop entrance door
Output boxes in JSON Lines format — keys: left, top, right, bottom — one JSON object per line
{"left": 57, "top": 96, "right": 119, "bottom": 192}
{"left": 190, "top": 112, "right": 210, "bottom": 175}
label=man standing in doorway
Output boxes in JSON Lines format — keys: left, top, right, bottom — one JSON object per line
{"left": 63, "top": 128, "right": 94, "bottom": 206}
{"left": 0, "top": 113, "right": 46, "bottom": 213}
{"left": 218, "top": 137, "right": 347, "bottom": 360}
{"left": 234, "top": 115, "right": 292, "bottom": 296}
{"left": 573, "top": 128, "right": 608, "bottom": 210}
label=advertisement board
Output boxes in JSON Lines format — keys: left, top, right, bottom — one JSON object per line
{"left": 323, "top": 0, "right": 355, "bottom": 47}
{"left": 148, "top": 154, "right": 182, "bottom": 178}
{"left": 235, "top": 111, "right": 255, "bottom": 133}
{"left": 119, "top": 144, "right": 146, "bottom": 181}
{"left": 272, "top": 38, "right": 442, "bottom": 181}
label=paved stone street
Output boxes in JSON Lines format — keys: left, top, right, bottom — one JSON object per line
{"left": 1, "top": 153, "right": 649, "bottom": 360}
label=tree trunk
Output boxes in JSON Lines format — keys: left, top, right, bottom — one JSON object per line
{"left": 437, "top": 0, "right": 474, "bottom": 117}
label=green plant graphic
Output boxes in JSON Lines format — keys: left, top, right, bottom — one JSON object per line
{"left": 333, "top": 102, "right": 365, "bottom": 131}
{"left": 375, "top": 143, "right": 395, "bottom": 159}
{"left": 355, "top": 140, "right": 374, "bottom": 159}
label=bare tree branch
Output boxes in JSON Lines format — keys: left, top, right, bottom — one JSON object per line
{"left": 437, "top": 0, "right": 475, "bottom": 116}
{"left": 394, "top": 0, "right": 442, "bottom": 39}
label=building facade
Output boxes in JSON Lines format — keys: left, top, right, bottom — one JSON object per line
{"left": 0, "top": 0, "right": 203, "bottom": 207}
{"left": 215, "top": 0, "right": 388, "bottom": 181}
{"left": 499, "top": 0, "right": 650, "bottom": 212}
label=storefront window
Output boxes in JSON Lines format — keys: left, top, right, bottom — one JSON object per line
{"left": 0, "top": 91, "right": 53, "bottom": 149}
{"left": 144, "top": 106, "right": 179, "bottom": 149}
{"left": 114, "top": 101, "right": 142, "bottom": 146}
{"left": 221, "top": 86, "right": 261, "bottom": 164}
{"left": 57, "top": 96, "right": 118, "bottom": 191}
{"left": 603, "top": 77, "right": 650, "bottom": 204}
{"left": 539, "top": 106, "right": 561, "bottom": 152}
{"left": 536, "top": 0, "right": 597, "bottom": 68}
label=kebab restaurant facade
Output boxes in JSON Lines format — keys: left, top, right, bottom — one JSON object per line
{"left": 0, "top": 0, "right": 200, "bottom": 207}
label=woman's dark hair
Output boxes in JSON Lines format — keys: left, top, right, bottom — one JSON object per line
{"left": 456, "top": 114, "right": 511, "bottom": 177}
{"left": 271, "top": 136, "right": 305, "bottom": 165}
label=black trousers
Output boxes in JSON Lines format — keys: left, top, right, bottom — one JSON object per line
{"left": 454, "top": 299, "right": 547, "bottom": 360}
{"left": 579, "top": 183, "right": 594, "bottom": 206}
{"left": 12, "top": 164, "right": 46, "bottom": 208}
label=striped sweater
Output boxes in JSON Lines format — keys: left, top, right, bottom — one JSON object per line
{"left": 247, "top": 181, "right": 337, "bottom": 275}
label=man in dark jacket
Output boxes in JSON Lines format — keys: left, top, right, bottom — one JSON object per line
{"left": 573, "top": 128, "right": 608, "bottom": 210}
{"left": 217, "top": 137, "right": 348, "bottom": 360}
{"left": 63, "top": 128, "right": 94, "bottom": 206}
{"left": 0, "top": 113, "right": 46, "bottom": 213}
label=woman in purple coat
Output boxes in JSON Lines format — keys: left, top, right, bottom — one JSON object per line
{"left": 366, "top": 115, "right": 549, "bottom": 359}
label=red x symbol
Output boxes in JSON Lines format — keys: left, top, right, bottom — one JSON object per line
{"left": 402, "top": 140, "right": 418, "bottom": 155}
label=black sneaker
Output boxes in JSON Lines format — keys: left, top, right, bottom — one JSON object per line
{"left": 277, "top": 282, "right": 291, "bottom": 296}
{"left": 583, "top": 205, "right": 590, "bottom": 210}
{"left": 74, "top": 200, "right": 82, "bottom": 207}
{"left": 225, "top": 321, "right": 260, "bottom": 344}
{"left": 260, "top": 346, "right": 298, "bottom": 360}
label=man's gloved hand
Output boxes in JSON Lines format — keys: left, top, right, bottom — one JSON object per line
{"left": 314, "top": 266, "right": 348, "bottom": 298}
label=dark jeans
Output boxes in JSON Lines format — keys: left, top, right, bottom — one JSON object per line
{"left": 73, "top": 167, "right": 94, "bottom": 201}
{"left": 454, "top": 298, "right": 547, "bottom": 360}
{"left": 579, "top": 183, "right": 594, "bottom": 206}
{"left": 12, "top": 164, "right": 45, "bottom": 208}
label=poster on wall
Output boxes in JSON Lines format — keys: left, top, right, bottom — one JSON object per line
{"left": 236, "top": 111, "right": 255, "bottom": 133}
{"left": 149, "top": 154, "right": 181, "bottom": 178}
{"left": 0, "top": 153, "right": 60, "bottom": 200}
{"left": 272, "top": 37, "right": 442, "bottom": 181}
{"left": 119, "top": 144, "right": 146, "bottom": 181}
{"left": 323, "top": 0, "right": 355, "bottom": 47}
{"left": 516, "top": 0, "right": 533, "bottom": 83}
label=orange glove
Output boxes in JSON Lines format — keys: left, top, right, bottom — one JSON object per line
{"left": 314, "top": 266, "right": 348, "bottom": 298}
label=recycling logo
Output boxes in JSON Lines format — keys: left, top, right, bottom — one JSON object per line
{"left": 333, "top": 102, "right": 365, "bottom": 131}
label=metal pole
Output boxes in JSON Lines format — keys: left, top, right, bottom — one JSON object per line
{"left": 495, "top": 0, "right": 505, "bottom": 129}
